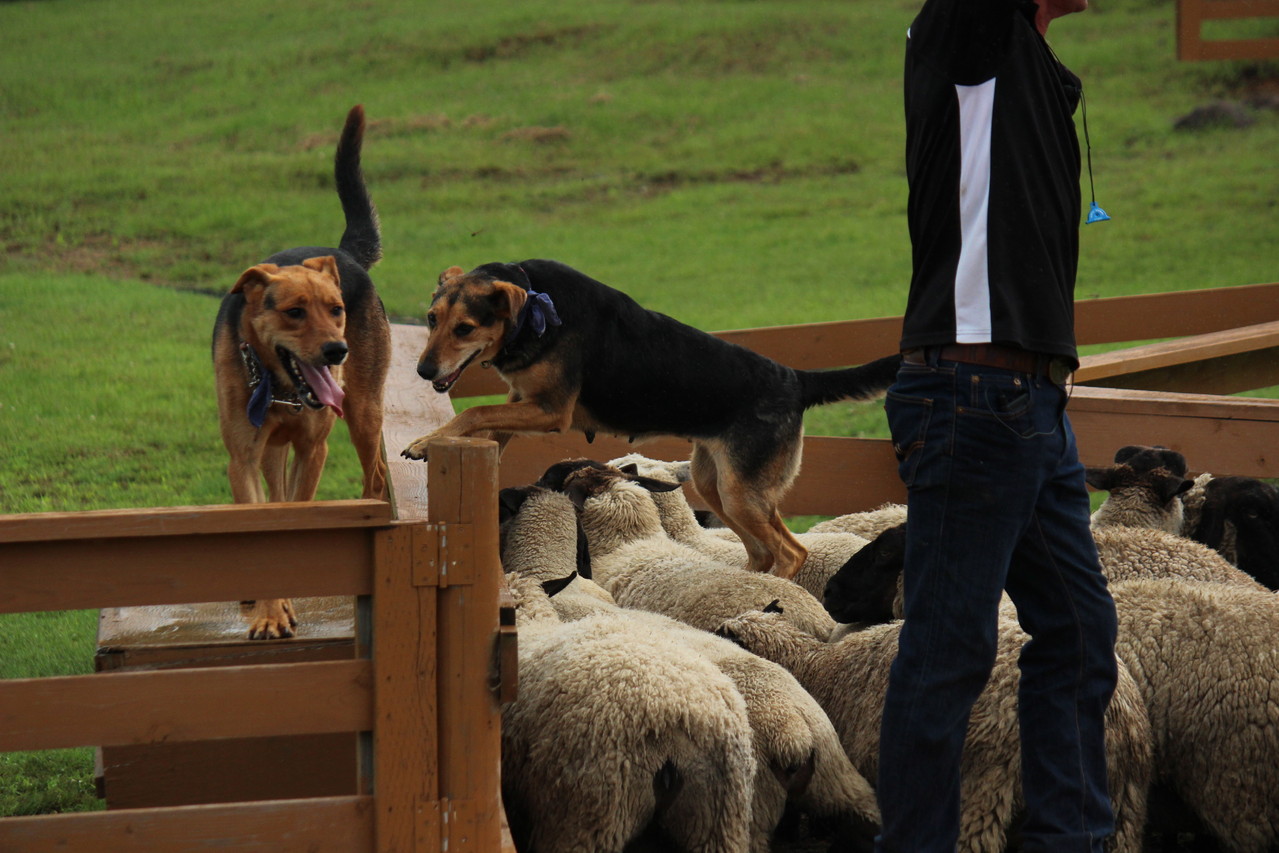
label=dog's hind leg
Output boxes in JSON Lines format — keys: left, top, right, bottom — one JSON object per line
{"left": 345, "top": 397, "right": 388, "bottom": 500}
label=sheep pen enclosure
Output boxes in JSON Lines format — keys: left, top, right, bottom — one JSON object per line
{"left": 2, "top": 280, "right": 1278, "bottom": 852}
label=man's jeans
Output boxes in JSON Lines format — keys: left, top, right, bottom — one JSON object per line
{"left": 874, "top": 354, "right": 1119, "bottom": 853}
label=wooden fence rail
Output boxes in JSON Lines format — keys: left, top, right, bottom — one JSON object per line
{"left": 0, "top": 439, "right": 506, "bottom": 853}
{"left": 4, "top": 281, "right": 1279, "bottom": 851}
{"left": 1177, "top": 0, "right": 1279, "bottom": 60}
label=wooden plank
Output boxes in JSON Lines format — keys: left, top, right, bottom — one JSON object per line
{"left": 428, "top": 439, "right": 505, "bottom": 853}
{"left": 1075, "top": 319, "right": 1279, "bottom": 392}
{"left": 98, "top": 734, "right": 358, "bottom": 809}
{"left": 781, "top": 436, "right": 904, "bottom": 516}
{"left": 383, "top": 323, "right": 458, "bottom": 521}
{"left": 1068, "top": 385, "right": 1279, "bottom": 477}
{"left": 0, "top": 796, "right": 373, "bottom": 853}
{"left": 1074, "top": 282, "right": 1279, "bottom": 344}
{"left": 0, "top": 660, "right": 373, "bottom": 752}
{"left": 1, "top": 527, "right": 374, "bottom": 614}
{"left": 372, "top": 522, "right": 440, "bottom": 852}
{"left": 0, "top": 500, "right": 390, "bottom": 544}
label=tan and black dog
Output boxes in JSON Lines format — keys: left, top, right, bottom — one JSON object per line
{"left": 402, "top": 259, "right": 899, "bottom": 581}
{"left": 213, "top": 104, "right": 391, "bottom": 639}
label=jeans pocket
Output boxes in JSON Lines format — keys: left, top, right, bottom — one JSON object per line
{"left": 885, "top": 390, "right": 933, "bottom": 488}
{"left": 962, "top": 374, "right": 1037, "bottom": 438}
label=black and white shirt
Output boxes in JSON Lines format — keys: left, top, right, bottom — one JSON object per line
{"left": 900, "top": 0, "right": 1084, "bottom": 365}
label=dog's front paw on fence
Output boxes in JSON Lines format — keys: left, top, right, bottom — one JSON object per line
{"left": 246, "top": 598, "right": 298, "bottom": 640}
{"left": 401, "top": 438, "right": 432, "bottom": 460}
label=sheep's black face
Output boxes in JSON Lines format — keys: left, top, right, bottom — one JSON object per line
{"left": 1202, "top": 477, "right": 1279, "bottom": 590}
{"left": 822, "top": 524, "right": 905, "bottom": 625}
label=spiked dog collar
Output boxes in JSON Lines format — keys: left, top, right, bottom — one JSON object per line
{"left": 239, "top": 341, "right": 304, "bottom": 427}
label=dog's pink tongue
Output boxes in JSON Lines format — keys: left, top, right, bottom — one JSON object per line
{"left": 299, "top": 363, "right": 346, "bottom": 417}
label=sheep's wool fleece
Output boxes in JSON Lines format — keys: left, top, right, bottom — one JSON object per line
{"left": 503, "top": 613, "right": 755, "bottom": 853}
{"left": 718, "top": 612, "right": 1151, "bottom": 853}
{"left": 1093, "top": 525, "right": 1267, "bottom": 592}
{"left": 1111, "top": 579, "right": 1279, "bottom": 853}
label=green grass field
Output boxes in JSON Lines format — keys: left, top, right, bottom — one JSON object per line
{"left": 1, "top": 0, "right": 1275, "bottom": 818}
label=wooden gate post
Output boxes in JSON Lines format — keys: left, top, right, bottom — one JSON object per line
{"left": 426, "top": 437, "right": 504, "bottom": 853}
{"left": 371, "top": 437, "right": 503, "bottom": 853}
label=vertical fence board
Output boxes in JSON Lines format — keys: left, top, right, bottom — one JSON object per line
{"left": 372, "top": 523, "right": 440, "bottom": 852}
{"left": 427, "top": 438, "right": 504, "bottom": 853}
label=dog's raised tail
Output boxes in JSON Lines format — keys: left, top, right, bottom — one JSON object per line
{"left": 335, "top": 104, "right": 382, "bottom": 271}
{"left": 799, "top": 352, "right": 902, "bottom": 410}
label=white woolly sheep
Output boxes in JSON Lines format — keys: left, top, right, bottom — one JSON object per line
{"left": 1086, "top": 445, "right": 1279, "bottom": 591}
{"left": 500, "top": 486, "right": 876, "bottom": 849}
{"left": 1086, "top": 445, "right": 1192, "bottom": 534}
{"left": 714, "top": 610, "right": 1153, "bottom": 853}
{"left": 806, "top": 502, "right": 909, "bottom": 540}
{"left": 620, "top": 607, "right": 880, "bottom": 852}
{"left": 604, "top": 452, "right": 874, "bottom": 601}
{"left": 1092, "top": 525, "right": 1269, "bottom": 592}
{"left": 502, "top": 574, "right": 756, "bottom": 853}
{"left": 1109, "top": 578, "right": 1279, "bottom": 852}
{"left": 499, "top": 483, "right": 618, "bottom": 621}
{"left": 555, "top": 462, "right": 837, "bottom": 640}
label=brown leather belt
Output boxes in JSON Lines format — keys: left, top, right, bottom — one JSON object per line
{"left": 902, "top": 344, "right": 1072, "bottom": 382}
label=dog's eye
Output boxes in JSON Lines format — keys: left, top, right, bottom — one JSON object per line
{"left": 330, "top": 305, "right": 344, "bottom": 318}
{"left": 426, "top": 313, "right": 437, "bottom": 329}
{"left": 284, "top": 307, "right": 305, "bottom": 320}
{"left": 455, "top": 324, "right": 474, "bottom": 338}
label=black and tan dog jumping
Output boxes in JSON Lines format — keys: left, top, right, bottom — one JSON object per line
{"left": 402, "top": 259, "right": 899, "bottom": 581}
{"left": 213, "top": 105, "right": 391, "bottom": 639}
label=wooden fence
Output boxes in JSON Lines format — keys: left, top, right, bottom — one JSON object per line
{"left": 0, "top": 439, "right": 509, "bottom": 853}
{"left": 1177, "top": 0, "right": 1279, "bottom": 60}
{"left": 1, "top": 280, "right": 1277, "bottom": 851}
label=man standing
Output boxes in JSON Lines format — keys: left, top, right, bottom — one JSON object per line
{"left": 876, "top": 0, "right": 1119, "bottom": 850}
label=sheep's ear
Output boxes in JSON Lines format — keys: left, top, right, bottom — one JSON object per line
{"left": 498, "top": 487, "right": 532, "bottom": 523}
{"left": 575, "top": 522, "right": 593, "bottom": 580}
{"left": 565, "top": 478, "right": 592, "bottom": 510}
{"left": 617, "top": 462, "right": 639, "bottom": 475}
{"left": 1154, "top": 447, "right": 1189, "bottom": 477}
{"left": 542, "top": 571, "right": 577, "bottom": 598}
{"left": 1084, "top": 467, "right": 1117, "bottom": 491}
{"left": 629, "top": 474, "right": 682, "bottom": 494}
{"left": 762, "top": 599, "right": 785, "bottom": 614}
{"left": 1152, "top": 474, "right": 1193, "bottom": 504}
{"left": 713, "top": 624, "right": 745, "bottom": 647}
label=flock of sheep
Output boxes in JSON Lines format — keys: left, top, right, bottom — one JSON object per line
{"left": 496, "top": 445, "right": 1279, "bottom": 853}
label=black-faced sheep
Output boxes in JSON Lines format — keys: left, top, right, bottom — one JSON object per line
{"left": 554, "top": 462, "right": 837, "bottom": 640}
{"left": 499, "top": 485, "right": 878, "bottom": 850}
{"left": 604, "top": 452, "right": 873, "bottom": 600}
{"left": 714, "top": 610, "right": 1152, "bottom": 853}
{"left": 1086, "top": 445, "right": 1192, "bottom": 534}
{"left": 1187, "top": 475, "right": 1279, "bottom": 590}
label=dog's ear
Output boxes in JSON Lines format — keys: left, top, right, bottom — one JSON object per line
{"left": 231, "top": 263, "right": 281, "bottom": 295}
{"left": 302, "top": 255, "right": 341, "bottom": 283}
{"left": 438, "top": 265, "right": 466, "bottom": 286}
{"left": 492, "top": 281, "right": 528, "bottom": 323}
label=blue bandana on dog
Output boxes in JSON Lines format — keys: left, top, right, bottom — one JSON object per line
{"left": 509, "top": 288, "right": 561, "bottom": 342}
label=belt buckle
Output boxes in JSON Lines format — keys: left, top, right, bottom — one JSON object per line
{"left": 1048, "top": 359, "right": 1072, "bottom": 385}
